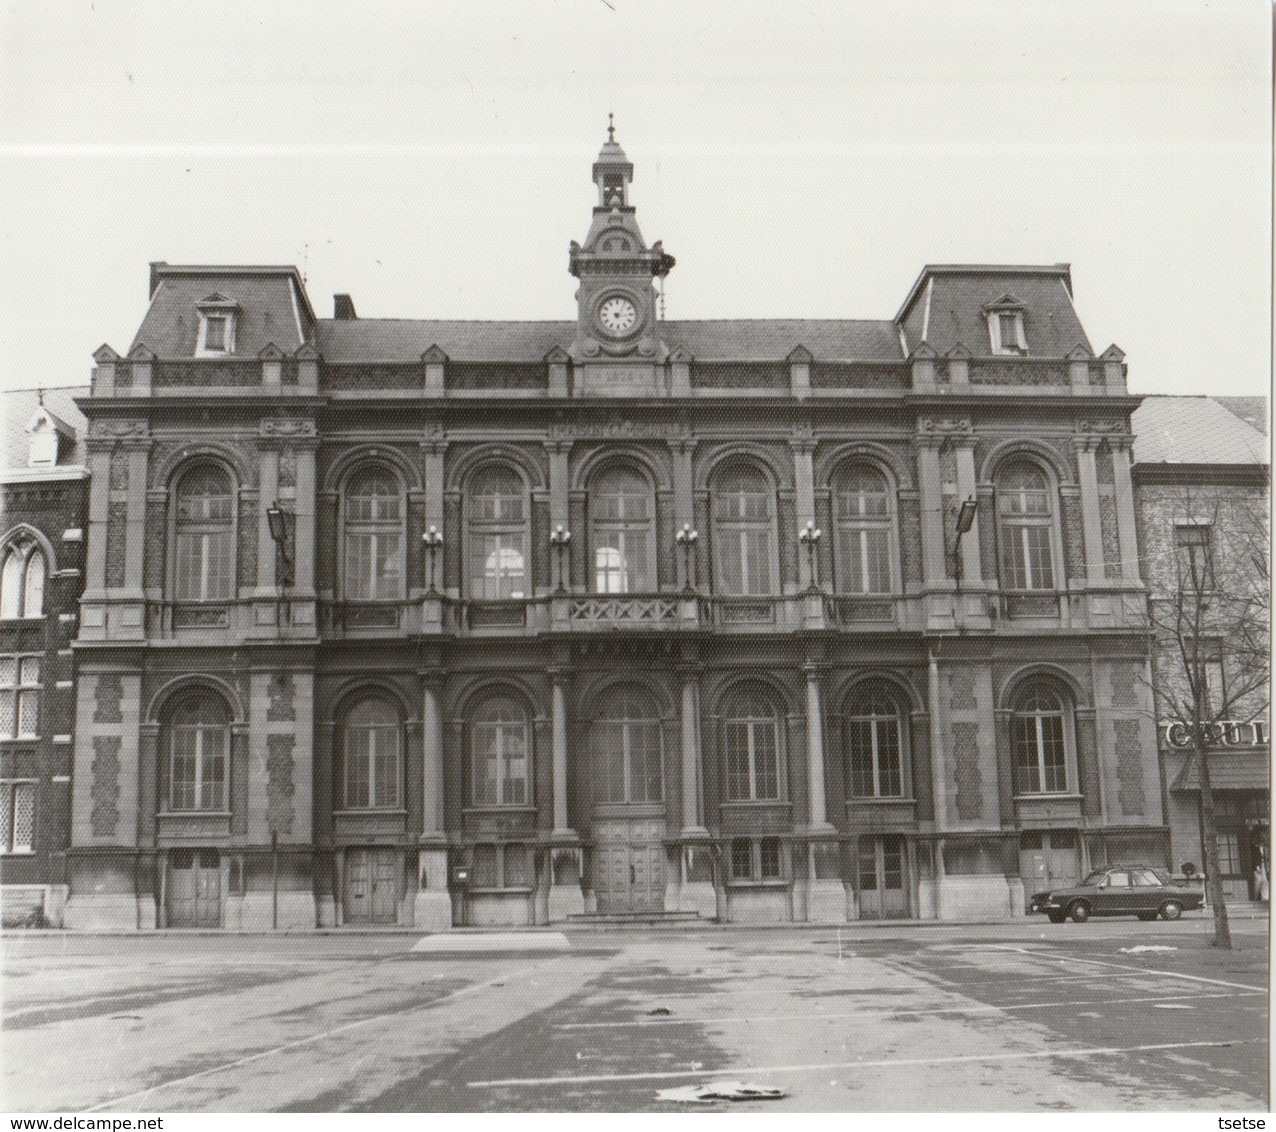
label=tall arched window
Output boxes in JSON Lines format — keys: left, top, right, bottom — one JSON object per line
{"left": 712, "top": 465, "right": 776, "bottom": 596}
{"left": 165, "top": 692, "right": 231, "bottom": 811}
{"left": 590, "top": 467, "right": 655, "bottom": 593}
{"left": 343, "top": 467, "right": 405, "bottom": 599}
{"left": 471, "top": 695, "right": 531, "bottom": 806}
{"left": 342, "top": 696, "right": 402, "bottom": 809}
{"left": 833, "top": 464, "right": 894, "bottom": 594}
{"left": 845, "top": 682, "right": 907, "bottom": 797}
{"left": 722, "top": 685, "right": 783, "bottom": 801}
{"left": 469, "top": 467, "right": 529, "bottom": 599}
{"left": 997, "top": 460, "right": 1057, "bottom": 590}
{"left": 592, "top": 685, "right": 663, "bottom": 804}
{"left": 0, "top": 537, "right": 45, "bottom": 619}
{"left": 1011, "top": 684, "right": 1072, "bottom": 794}
{"left": 173, "top": 465, "right": 235, "bottom": 600}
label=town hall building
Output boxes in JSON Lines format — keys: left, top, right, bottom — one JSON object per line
{"left": 59, "top": 128, "right": 1164, "bottom": 930}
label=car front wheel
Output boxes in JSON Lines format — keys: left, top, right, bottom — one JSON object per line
{"left": 1068, "top": 901, "right": 1091, "bottom": 923}
{"left": 1160, "top": 900, "right": 1182, "bottom": 921}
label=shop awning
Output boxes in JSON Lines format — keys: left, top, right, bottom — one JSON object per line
{"left": 1171, "top": 750, "right": 1270, "bottom": 792}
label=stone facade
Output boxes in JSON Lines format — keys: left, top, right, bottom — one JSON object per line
{"left": 60, "top": 131, "right": 1166, "bottom": 929}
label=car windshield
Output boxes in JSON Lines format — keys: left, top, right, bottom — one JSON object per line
{"left": 1081, "top": 870, "right": 1109, "bottom": 885}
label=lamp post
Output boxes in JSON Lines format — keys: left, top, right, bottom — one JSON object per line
{"left": 951, "top": 497, "right": 978, "bottom": 590}
{"left": 675, "top": 523, "right": 699, "bottom": 590}
{"left": 265, "top": 501, "right": 293, "bottom": 625}
{"left": 549, "top": 525, "right": 572, "bottom": 591}
{"left": 798, "top": 519, "right": 822, "bottom": 588}
{"left": 422, "top": 525, "right": 444, "bottom": 592}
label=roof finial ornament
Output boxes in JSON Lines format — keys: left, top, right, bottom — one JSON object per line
{"left": 607, "top": 112, "right": 615, "bottom": 143}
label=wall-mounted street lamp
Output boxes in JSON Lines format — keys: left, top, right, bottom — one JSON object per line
{"left": 422, "top": 525, "right": 444, "bottom": 592}
{"left": 951, "top": 497, "right": 978, "bottom": 589}
{"left": 798, "top": 519, "right": 823, "bottom": 588}
{"left": 549, "top": 525, "right": 572, "bottom": 591}
{"left": 675, "top": 523, "right": 699, "bottom": 589}
{"left": 265, "top": 500, "right": 294, "bottom": 587}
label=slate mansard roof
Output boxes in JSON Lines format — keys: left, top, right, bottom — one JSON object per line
{"left": 124, "top": 262, "right": 1094, "bottom": 365}
{"left": 1131, "top": 396, "right": 1269, "bottom": 469}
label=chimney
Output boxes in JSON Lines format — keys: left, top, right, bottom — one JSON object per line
{"left": 334, "top": 294, "right": 358, "bottom": 320}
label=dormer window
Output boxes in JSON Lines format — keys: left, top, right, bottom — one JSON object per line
{"left": 195, "top": 294, "right": 238, "bottom": 356}
{"left": 984, "top": 294, "right": 1028, "bottom": 355}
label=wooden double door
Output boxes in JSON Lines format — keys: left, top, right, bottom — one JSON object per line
{"left": 593, "top": 818, "right": 666, "bottom": 913}
{"left": 167, "top": 849, "right": 223, "bottom": 927}
{"left": 344, "top": 847, "right": 401, "bottom": 924}
{"left": 857, "top": 835, "right": 907, "bottom": 919}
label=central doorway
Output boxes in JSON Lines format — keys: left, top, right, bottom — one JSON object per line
{"left": 593, "top": 818, "right": 666, "bottom": 913}
{"left": 167, "top": 848, "right": 222, "bottom": 927}
{"left": 343, "top": 847, "right": 401, "bottom": 924}
{"left": 857, "top": 834, "right": 907, "bottom": 919}
{"left": 1019, "top": 829, "right": 1079, "bottom": 893}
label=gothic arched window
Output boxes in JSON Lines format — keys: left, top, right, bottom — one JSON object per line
{"left": 0, "top": 537, "right": 45, "bottom": 619}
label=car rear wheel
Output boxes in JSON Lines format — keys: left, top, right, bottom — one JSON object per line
{"left": 1047, "top": 912, "right": 1066, "bottom": 924}
{"left": 1160, "top": 900, "right": 1182, "bottom": 921}
{"left": 1068, "top": 901, "right": 1091, "bottom": 923}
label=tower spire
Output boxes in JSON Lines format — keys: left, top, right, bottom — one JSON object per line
{"left": 607, "top": 112, "right": 615, "bottom": 143}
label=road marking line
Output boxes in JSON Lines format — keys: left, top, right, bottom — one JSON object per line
{"left": 466, "top": 1038, "right": 1259, "bottom": 1089}
{"left": 82, "top": 960, "right": 554, "bottom": 1113}
{"left": 556, "top": 990, "right": 1262, "bottom": 1030}
{"left": 986, "top": 946, "right": 1266, "bottom": 992}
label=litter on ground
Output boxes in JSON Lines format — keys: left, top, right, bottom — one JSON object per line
{"left": 646, "top": 1007, "right": 672, "bottom": 1016}
{"left": 656, "top": 1081, "right": 787, "bottom": 1103}
{"left": 1119, "top": 945, "right": 1178, "bottom": 953}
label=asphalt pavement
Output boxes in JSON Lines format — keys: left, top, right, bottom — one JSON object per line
{"left": 1, "top": 913, "right": 1267, "bottom": 1113}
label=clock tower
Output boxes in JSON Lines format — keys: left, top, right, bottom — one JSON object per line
{"left": 570, "top": 118, "right": 675, "bottom": 373}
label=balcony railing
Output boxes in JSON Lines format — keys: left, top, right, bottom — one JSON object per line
{"left": 567, "top": 593, "right": 694, "bottom": 627}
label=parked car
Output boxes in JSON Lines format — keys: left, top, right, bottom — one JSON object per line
{"left": 1029, "top": 866, "right": 1205, "bottom": 923}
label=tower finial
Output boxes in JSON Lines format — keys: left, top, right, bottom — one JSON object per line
{"left": 607, "top": 112, "right": 615, "bottom": 143}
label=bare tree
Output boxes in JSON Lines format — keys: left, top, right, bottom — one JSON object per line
{"left": 1145, "top": 492, "right": 1269, "bottom": 949}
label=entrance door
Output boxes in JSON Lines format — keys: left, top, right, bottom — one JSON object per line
{"left": 593, "top": 819, "right": 666, "bottom": 913}
{"left": 857, "top": 835, "right": 906, "bottom": 919}
{"left": 344, "top": 848, "right": 400, "bottom": 924}
{"left": 168, "top": 849, "right": 222, "bottom": 927}
{"left": 1019, "top": 830, "right": 1079, "bottom": 893}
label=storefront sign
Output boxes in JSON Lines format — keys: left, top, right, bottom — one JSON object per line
{"left": 1160, "top": 719, "right": 1268, "bottom": 749}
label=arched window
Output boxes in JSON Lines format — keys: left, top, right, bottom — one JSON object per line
{"left": 712, "top": 465, "right": 776, "bottom": 596}
{"left": 342, "top": 697, "right": 402, "bottom": 809}
{"left": 592, "top": 685, "right": 663, "bottom": 804}
{"left": 590, "top": 467, "right": 655, "bottom": 593}
{"left": 833, "top": 464, "right": 894, "bottom": 594}
{"left": 471, "top": 695, "right": 531, "bottom": 806}
{"left": 469, "top": 467, "right": 529, "bottom": 599}
{"left": 173, "top": 465, "right": 235, "bottom": 600}
{"left": 165, "top": 692, "right": 231, "bottom": 811}
{"left": 722, "top": 685, "right": 783, "bottom": 801}
{"left": 1012, "top": 684, "right": 1072, "bottom": 794}
{"left": 0, "top": 537, "right": 45, "bottom": 619}
{"left": 997, "top": 460, "right": 1057, "bottom": 590}
{"left": 845, "top": 682, "right": 907, "bottom": 798}
{"left": 343, "top": 467, "right": 405, "bottom": 599}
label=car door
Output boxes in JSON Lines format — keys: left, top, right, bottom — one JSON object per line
{"left": 1130, "top": 868, "right": 1164, "bottom": 913}
{"left": 1096, "top": 870, "right": 1131, "bottom": 914}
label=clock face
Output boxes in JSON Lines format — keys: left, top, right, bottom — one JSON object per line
{"left": 598, "top": 296, "right": 638, "bottom": 334}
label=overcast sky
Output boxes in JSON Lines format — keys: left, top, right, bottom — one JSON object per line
{"left": 0, "top": 0, "right": 1270, "bottom": 401}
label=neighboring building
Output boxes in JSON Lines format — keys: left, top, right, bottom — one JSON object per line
{"left": 0, "top": 387, "right": 90, "bottom": 925}
{"left": 1132, "top": 395, "right": 1270, "bottom": 901}
{"left": 62, "top": 129, "right": 1164, "bottom": 930}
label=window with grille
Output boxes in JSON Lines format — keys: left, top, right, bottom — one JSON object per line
{"left": 723, "top": 686, "right": 782, "bottom": 801}
{"left": 845, "top": 683, "right": 906, "bottom": 797}
{"left": 0, "top": 539, "right": 45, "bottom": 619}
{"left": 0, "top": 781, "right": 35, "bottom": 853}
{"left": 1012, "top": 685, "right": 1071, "bottom": 794}
{"left": 166, "top": 693, "right": 230, "bottom": 811}
{"left": 834, "top": 465, "right": 893, "bottom": 594}
{"left": 471, "top": 844, "right": 531, "bottom": 888}
{"left": 591, "top": 467, "right": 654, "bottom": 593}
{"left": 342, "top": 697, "right": 402, "bottom": 809}
{"left": 713, "top": 466, "right": 776, "bottom": 596}
{"left": 1217, "top": 832, "right": 1242, "bottom": 875}
{"left": 0, "top": 656, "right": 40, "bottom": 739}
{"left": 344, "top": 467, "right": 405, "bottom": 599}
{"left": 471, "top": 696, "right": 530, "bottom": 806}
{"left": 469, "top": 467, "right": 529, "bottom": 599}
{"left": 592, "top": 685, "right": 663, "bottom": 804}
{"left": 997, "top": 461, "right": 1056, "bottom": 590}
{"left": 174, "top": 465, "right": 235, "bottom": 600}
{"left": 729, "top": 836, "right": 784, "bottom": 881}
